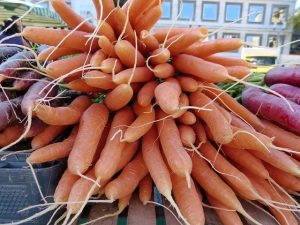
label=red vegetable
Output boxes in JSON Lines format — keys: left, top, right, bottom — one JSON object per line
{"left": 270, "top": 83, "right": 300, "bottom": 104}
{"left": 265, "top": 67, "right": 300, "bottom": 87}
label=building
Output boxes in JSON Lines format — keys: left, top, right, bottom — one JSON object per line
{"left": 157, "top": 0, "right": 297, "bottom": 57}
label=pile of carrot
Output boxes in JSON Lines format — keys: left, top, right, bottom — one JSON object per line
{"left": 1, "top": 0, "right": 300, "bottom": 225}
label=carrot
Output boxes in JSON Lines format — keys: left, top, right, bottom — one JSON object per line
{"left": 226, "top": 66, "right": 251, "bottom": 80}
{"left": 90, "top": 49, "right": 107, "bottom": 67}
{"left": 177, "top": 111, "right": 197, "bottom": 125}
{"left": 204, "top": 55, "right": 253, "bottom": 68}
{"left": 127, "top": 0, "right": 156, "bottom": 25}
{"left": 54, "top": 169, "right": 80, "bottom": 203}
{"left": 68, "top": 103, "right": 109, "bottom": 175}
{"left": 115, "top": 40, "right": 145, "bottom": 67}
{"left": 172, "top": 93, "right": 189, "bottom": 118}
{"left": 101, "top": 58, "right": 124, "bottom": 74}
{"left": 184, "top": 38, "right": 243, "bottom": 58}
{"left": 178, "top": 124, "right": 196, "bottom": 147}
{"left": 50, "top": 0, "right": 95, "bottom": 33}
{"left": 261, "top": 119, "right": 300, "bottom": 154}
{"left": 213, "top": 102, "right": 232, "bottom": 123}
{"left": 98, "top": 0, "right": 115, "bottom": 26}
{"left": 157, "top": 109, "right": 192, "bottom": 184}
{"left": 0, "top": 123, "right": 24, "bottom": 147}
{"left": 140, "top": 30, "right": 159, "bottom": 52}
{"left": 104, "top": 84, "right": 133, "bottom": 111}
{"left": 200, "top": 142, "right": 258, "bottom": 200}
{"left": 37, "top": 46, "right": 81, "bottom": 62}
{"left": 137, "top": 80, "right": 158, "bottom": 107}
{"left": 153, "top": 63, "right": 175, "bottom": 78}
{"left": 25, "top": 119, "right": 47, "bottom": 138}
{"left": 113, "top": 67, "right": 154, "bottom": 85}
{"left": 173, "top": 54, "right": 229, "bottom": 83}
{"left": 177, "top": 76, "right": 198, "bottom": 93}
{"left": 98, "top": 35, "right": 117, "bottom": 57}
{"left": 123, "top": 105, "right": 155, "bottom": 142}
{"left": 92, "top": 0, "right": 101, "bottom": 19}
{"left": 166, "top": 30, "right": 205, "bottom": 56}
{"left": 13, "top": 71, "right": 42, "bottom": 91}
{"left": 31, "top": 125, "right": 68, "bottom": 149}
{"left": 22, "top": 27, "right": 99, "bottom": 52}
{"left": 222, "top": 146, "right": 269, "bottom": 179}
{"left": 193, "top": 121, "right": 207, "bottom": 144}
{"left": 27, "top": 126, "right": 78, "bottom": 164}
{"left": 114, "top": 7, "right": 135, "bottom": 44}
{"left": 34, "top": 95, "right": 92, "bottom": 125}
{"left": 116, "top": 141, "right": 140, "bottom": 172}
{"left": 202, "top": 83, "right": 265, "bottom": 131}
{"left": 95, "top": 107, "right": 135, "bottom": 181}
{"left": 149, "top": 48, "right": 170, "bottom": 65}
{"left": 171, "top": 174, "right": 205, "bottom": 225}
{"left": 105, "top": 152, "right": 148, "bottom": 200}
{"left": 0, "top": 96, "right": 23, "bottom": 131}
{"left": 249, "top": 148, "right": 300, "bottom": 176}
{"left": 83, "top": 70, "right": 116, "bottom": 90}
{"left": 265, "top": 163, "right": 300, "bottom": 191}
{"left": 97, "top": 21, "right": 117, "bottom": 42}
{"left": 45, "top": 53, "right": 91, "bottom": 80}
{"left": 190, "top": 91, "right": 233, "bottom": 144}
{"left": 134, "top": 5, "right": 162, "bottom": 34}
{"left": 139, "top": 175, "right": 153, "bottom": 205}
{"left": 206, "top": 195, "right": 243, "bottom": 225}
{"left": 155, "top": 78, "right": 181, "bottom": 115}
{"left": 63, "top": 79, "right": 100, "bottom": 92}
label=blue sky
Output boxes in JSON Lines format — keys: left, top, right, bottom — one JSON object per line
{"left": 297, "top": 0, "right": 300, "bottom": 8}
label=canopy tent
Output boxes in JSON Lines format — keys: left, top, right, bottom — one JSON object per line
{"left": 0, "top": 0, "right": 66, "bottom": 28}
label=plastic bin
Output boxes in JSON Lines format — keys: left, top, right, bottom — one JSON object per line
{"left": 0, "top": 152, "right": 65, "bottom": 225}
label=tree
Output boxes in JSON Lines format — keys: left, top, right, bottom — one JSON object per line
{"left": 289, "top": 10, "right": 300, "bottom": 32}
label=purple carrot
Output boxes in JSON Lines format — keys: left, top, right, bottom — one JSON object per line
{"left": 0, "top": 90, "right": 13, "bottom": 102}
{"left": 265, "top": 67, "right": 300, "bottom": 87}
{"left": 242, "top": 87, "right": 300, "bottom": 134}
{"left": 270, "top": 83, "right": 300, "bottom": 105}
{"left": 13, "top": 71, "right": 42, "bottom": 91}
{"left": 0, "top": 96, "right": 23, "bottom": 131}
{"left": 25, "top": 118, "right": 47, "bottom": 138}
{"left": 0, "top": 47, "right": 22, "bottom": 63}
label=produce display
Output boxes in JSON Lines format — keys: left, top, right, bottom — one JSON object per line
{"left": 0, "top": 1, "right": 300, "bottom": 225}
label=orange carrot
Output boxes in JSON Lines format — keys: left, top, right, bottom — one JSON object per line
{"left": 115, "top": 40, "right": 145, "bottom": 67}
{"left": 222, "top": 146, "right": 269, "bottom": 179}
{"left": 178, "top": 124, "right": 196, "bottom": 147}
{"left": 116, "top": 141, "right": 140, "bottom": 172}
{"left": 104, "top": 84, "right": 133, "bottom": 111}
{"left": 171, "top": 174, "right": 205, "bottom": 225}
{"left": 123, "top": 105, "right": 155, "bottom": 142}
{"left": 22, "top": 27, "right": 99, "bottom": 52}
{"left": 213, "top": 102, "right": 232, "bottom": 123}
{"left": 45, "top": 53, "right": 91, "bottom": 80}
{"left": 50, "top": 0, "right": 95, "bottom": 33}
{"left": 177, "top": 76, "right": 198, "bottom": 93}
{"left": 90, "top": 49, "right": 107, "bottom": 67}
{"left": 63, "top": 79, "right": 100, "bottom": 92}
{"left": 190, "top": 91, "right": 233, "bottom": 144}
{"left": 139, "top": 175, "right": 153, "bottom": 205}
{"left": 149, "top": 48, "right": 170, "bottom": 65}
{"left": 98, "top": 35, "right": 117, "bottom": 57}
{"left": 105, "top": 152, "right": 148, "bottom": 200}
{"left": 202, "top": 83, "right": 265, "bottom": 131}
{"left": 27, "top": 126, "right": 78, "bottom": 164}
{"left": 204, "top": 55, "right": 253, "bottom": 68}
{"left": 134, "top": 5, "right": 162, "bottom": 34}
{"left": 157, "top": 109, "right": 192, "bottom": 182}
{"left": 37, "top": 46, "right": 81, "bottom": 62}
{"left": 92, "top": 0, "right": 101, "bottom": 19}
{"left": 226, "top": 66, "right": 251, "bottom": 80}
{"left": 83, "top": 70, "right": 116, "bottom": 90}
{"left": 172, "top": 93, "right": 190, "bottom": 119}
{"left": 127, "top": 0, "right": 156, "bottom": 25}
{"left": 100, "top": 58, "right": 124, "bottom": 74}
{"left": 193, "top": 121, "right": 207, "bottom": 144}
{"left": 113, "top": 67, "right": 154, "bottom": 85}
{"left": 206, "top": 194, "right": 243, "bottom": 225}
{"left": 0, "top": 123, "right": 24, "bottom": 147}
{"left": 114, "top": 7, "right": 135, "bottom": 44}
{"left": 140, "top": 30, "right": 159, "bottom": 52}
{"left": 177, "top": 111, "right": 197, "bottom": 125}
{"left": 34, "top": 95, "right": 91, "bottom": 125}
{"left": 97, "top": 21, "right": 117, "bottom": 42}
{"left": 137, "top": 80, "right": 158, "bottom": 107}
{"left": 153, "top": 63, "right": 175, "bottom": 78}
{"left": 98, "top": 0, "right": 115, "bottom": 26}
{"left": 68, "top": 103, "right": 109, "bottom": 175}
{"left": 95, "top": 107, "right": 135, "bottom": 181}
{"left": 31, "top": 125, "right": 68, "bottom": 149}
{"left": 184, "top": 38, "right": 243, "bottom": 58}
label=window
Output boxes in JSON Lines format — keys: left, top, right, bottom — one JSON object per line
{"left": 225, "top": 3, "right": 242, "bottom": 22}
{"left": 245, "top": 34, "right": 262, "bottom": 47}
{"left": 268, "top": 35, "right": 285, "bottom": 48}
{"left": 248, "top": 4, "right": 265, "bottom": 23}
{"left": 178, "top": 1, "right": 196, "bottom": 21}
{"left": 202, "top": 2, "right": 219, "bottom": 21}
{"left": 223, "top": 33, "right": 240, "bottom": 39}
{"left": 271, "top": 5, "right": 288, "bottom": 25}
{"left": 161, "top": 0, "right": 172, "bottom": 19}
{"left": 204, "top": 33, "right": 218, "bottom": 41}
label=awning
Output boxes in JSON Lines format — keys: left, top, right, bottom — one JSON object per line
{"left": 0, "top": 0, "right": 66, "bottom": 28}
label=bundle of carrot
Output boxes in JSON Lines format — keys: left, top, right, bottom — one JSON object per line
{"left": 1, "top": 0, "right": 300, "bottom": 225}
